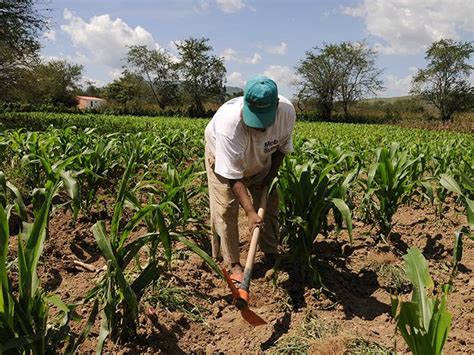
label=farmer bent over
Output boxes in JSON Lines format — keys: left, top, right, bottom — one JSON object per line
{"left": 204, "top": 76, "right": 296, "bottom": 282}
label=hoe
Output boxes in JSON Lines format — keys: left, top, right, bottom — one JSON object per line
{"left": 222, "top": 186, "right": 268, "bottom": 326}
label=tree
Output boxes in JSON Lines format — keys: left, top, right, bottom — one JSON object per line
{"left": 337, "top": 42, "right": 384, "bottom": 117}
{"left": 104, "top": 73, "right": 143, "bottom": 110}
{"left": 82, "top": 79, "right": 103, "bottom": 97}
{"left": 175, "top": 37, "right": 226, "bottom": 117}
{"left": 124, "top": 45, "right": 180, "bottom": 109}
{"left": 0, "top": 0, "right": 49, "bottom": 97}
{"left": 411, "top": 39, "right": 474, "bottom": 122}
{"left": 15, "top": 59, "right": 83, "bottom": 106}
{"left": 295, "top": 41, "right": 384, "bottom": 119}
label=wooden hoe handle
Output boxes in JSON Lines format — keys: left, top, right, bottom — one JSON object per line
{"left": 240, "top": 186, "right": 268, "bottom": 293}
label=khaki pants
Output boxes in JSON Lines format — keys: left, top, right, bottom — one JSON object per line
{"left": 205, "top": 144, "right": 279, "bottom": 264}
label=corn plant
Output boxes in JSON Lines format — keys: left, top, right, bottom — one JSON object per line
{"left": 391, "top": 247, "right": 456, "bottom": 355}
{"left": 439, "top": 174, "right": 474, "bottom": 232}
{"left": 0, "top": 172, "right": 27, "bottom": 224}
{"left": 278, "top": 158, "right": 352, "bottom": 286}
{"left": 0, "top": 177, "right": 80, "bottom": 353}
{"left": 83, "top": 152, "right": 163, "bottom": 351}
{"left": 360, "top": 143, "right": 422, "bottom": 240}
{"left": 86, "top": 152, "right": 220, "bottom": 352}
{"left": 33, "top": 154, "right": 81, "bottom": 222}
{"left": 74, "top": 132, "right": 119, "bottom": 212}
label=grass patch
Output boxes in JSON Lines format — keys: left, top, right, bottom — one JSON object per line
{"left": 269, "top": 311, "right": 340, "bottom": 354}
{"left": 270, "top": 335, "right": 311, "bottom": 355}
{"left": 345, "top": 338, "right": 394, "bottom": 354}
{"left": 145, "top": 277, "right": 209, "bottom": 323}
{"left": 366, "top": 261, "right": 410, "bottom": 294}
{"left": 300, "top": 312, "right": 340, "bottom": 339}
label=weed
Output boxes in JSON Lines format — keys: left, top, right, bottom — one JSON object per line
{"left": 345, "top": 338, "right": 394, "bottom": 354}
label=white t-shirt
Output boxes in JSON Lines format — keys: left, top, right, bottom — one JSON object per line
{"left": 205, "top": 95, "right": 296, "bottom": 180}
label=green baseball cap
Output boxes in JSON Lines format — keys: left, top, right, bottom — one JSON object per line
{"left": 243, "top": 76, "right": 278, "bottom": 128}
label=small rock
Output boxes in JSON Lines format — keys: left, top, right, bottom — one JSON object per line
{"left": 205, "top": 344, "right": 215, "bottom": 353}
{"left": 172, "top": 312, "right": 185, "bottom": 324}
{"left": 264, "top": 268, "right": 276, "bottom": 280}
{"left": 212, "top": 306, "right": 222, "bottom": 318}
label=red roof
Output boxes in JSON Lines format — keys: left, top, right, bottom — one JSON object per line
{"left": 76, "top": 96, "right": 104, "bottom": 100}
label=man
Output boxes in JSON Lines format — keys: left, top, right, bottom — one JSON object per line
{"left": 204, "top": 76, "right": 296, "bottom": 282}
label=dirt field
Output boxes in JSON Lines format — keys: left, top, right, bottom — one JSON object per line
{"left": 26, "top": 197, "right": 473, "bottom": 354}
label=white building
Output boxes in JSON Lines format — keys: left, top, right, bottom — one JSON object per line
{"left": 76, "top": 96, "right": 105, "bottom": 110}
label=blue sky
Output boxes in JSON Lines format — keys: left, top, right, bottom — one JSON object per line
{"left": 41, "top": 0, "right": 474, "bottom": 98}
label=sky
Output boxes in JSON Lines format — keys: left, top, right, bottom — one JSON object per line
{"left": 40, "top": 0, "right": 474, "bottom": 99}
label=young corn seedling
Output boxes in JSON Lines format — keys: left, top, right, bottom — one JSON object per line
{"left": 126, "top": 163, "right": 222, "bottom": 276}
{"left": 0, "top": 171, "right": 27, "bottom": 226}
{"left": 84, "top": 151, "right": 164, "bottom": 351}
{"left": 439, "top": 173, "right": 474, "bottom": 233}
{"left": 0, "top": 176, "right": 80, "bottom": 353}
{"left": 278, "top": 158, "right": 352, "bottom": 286}
{"left": 361, "top": 143, "right": 422, "bottom": 241}
{"left": 391, "top": 241, "right": 463, "bottom": 355}
{"left": 86, "top": 152, "right": 222, "bottom": 353}
{"left": 75, "top": 132, "right": 119, "bottom": 212}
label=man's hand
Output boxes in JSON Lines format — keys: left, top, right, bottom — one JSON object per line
{"left": 247, "top": 210, "right": 263, "bottom": 234}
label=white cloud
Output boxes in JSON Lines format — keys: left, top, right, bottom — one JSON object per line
{"left": 384, "top": 72, "right": 417, "bottom": 97}
{"left": 245, "top": 53, "right": 261, "bottom": 64}
{"left": 82, "top": 76, "right": 103, "bottom": 87}
{"left": 193, "top": 0, "right": 210, "bottom": 13}
{"left": 266, "top": 42, "right": 288, "bottom": 55}
{"left": 108, "top": 69, "right": 123, "bottom": 80}
{"left": 342, "top": 0, "right": 474, "bottom": 54}
{"left": 61, "top": 8, "right": 158, "bottom": 68}
{"left": 263, "top": 65, "right": 297, "bottom": 86}
{"left": 227, "top": 72, "right": 246, "bottom": 87}
{"left": 216, "top": 0, "right": 245, "bottom": 13}
{"left": 221, "top": 48, "right": 239, "bottom": 62}
{"left": 43, "top": 29, "right": 56, "bottom": 41}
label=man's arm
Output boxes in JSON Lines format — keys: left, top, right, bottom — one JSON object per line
{"left": 263, "top": 150, "right": 286, "bottom": 186}
{"left": 229, "top": 179, "right": 262, "bottom": 232}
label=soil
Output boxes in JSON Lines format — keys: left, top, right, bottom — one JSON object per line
{"left": 11, "top": 198, "right": 473, "bottom": 354}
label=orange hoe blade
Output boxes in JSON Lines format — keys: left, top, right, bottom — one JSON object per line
{"left": 220, "top": 187, "right": 269, "bottom": 327}
{"left": 222, "top": 268, "right": 267, "bottom": 327}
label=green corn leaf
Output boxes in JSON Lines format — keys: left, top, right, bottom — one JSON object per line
{"left": 155, "top": 208, "right": 172, "bottom": 264}
{"left": 130, "top": 261, "right": 160, "bottom": 298}
{"left": 17, "top": 229, "right": 30, "bottom": 301}
{"left": 330, "top": 198, "right": 352, "bottom": 243}
{"left": 390, "top": 295, "right": 399, "bottom": 318}
{"left": 111, "top": 152, "right": 136, "bottom": 242}
{"left": 117, "top": 204, "right": 159, "bottom": 250}
{"left": 121, "top": 233, "right": 157, "bottom": 268}
{"left": 96, "top": 311, "right": 109, "bottom": 355}
{"left": 428, "top": 295, "right": 452, "bottom": 355}
{"left": 465, "top": 198, "right": 474, "bottom": 230}
{"left": 439, "top": 175, "right": 463, "bottom": 196}
{"left": 6, "top": 181, "right": 27, "bottom": 221}
{"left": 0, "top": 205, "right": 14, "bottom": 328}
{"left": 0, "top": 332, "right": 46, "bottom": 352}
{"left": 367, "top": 162, "right": 378, "bottom": 187}
{"left": 174, "top": 233, "right": 224, "bottom": 279}
{"left": 60, "top": 171, "right": 81, "bottom": 221}
{"left": 25, "top": 182, "right": 58, "bottom": 298}
{"left": 453, "top": 230, "right": 463, "bottom": 268}
{"left": 397, "top": 301, "right": 427, "bottom": 354}
{"left": 403, "top": 247, "right": 434, "bottom": 331}
{"left": 65, "top": 299, "right": 99, "bottom": 355}
{"left": 92, "top": 221, "right": 138, "bottom": 318}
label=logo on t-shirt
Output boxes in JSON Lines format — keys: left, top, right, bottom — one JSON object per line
{"left": 264, "top": 139, "right": 279, "bottom": 153}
